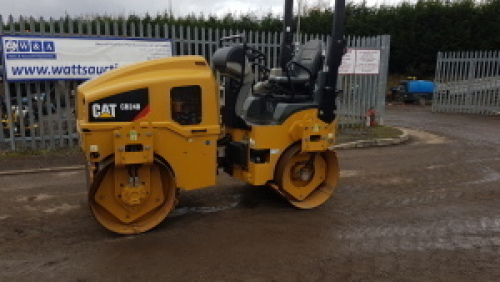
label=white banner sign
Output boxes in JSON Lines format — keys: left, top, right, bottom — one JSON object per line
{"left": 339, "top": 48, "right": 381, "bottom": 75}
{"left": 1, "top": 36, "right": 172, "bottom": 81}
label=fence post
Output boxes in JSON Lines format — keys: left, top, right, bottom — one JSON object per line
{"left": 432, "top": 52, "right": 440, "bottom": 112}
{"left": 377, "top": 35, "right": 390, "bottom": 125}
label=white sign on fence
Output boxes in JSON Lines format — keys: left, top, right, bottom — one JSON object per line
{"left": 339, "top": 48, "right": 381, "bottom": 75}
{"left": 338, "top": 48, "right": 356, "bottom": 75}
{"left": 1, "top": 36, "right": 172, "bottom": 81}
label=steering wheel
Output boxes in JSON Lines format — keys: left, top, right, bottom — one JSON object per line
{"left": 245, "top": 46, "right": 270, "bottom": 80}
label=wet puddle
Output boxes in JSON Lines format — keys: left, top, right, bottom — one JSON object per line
{"left": 169, "top": 196, "right": 241, "bottom": 217}
{"left": 16, "top": 193, "right": 55, "bottom": 203}
{"left": 464, "top": 167, "right": 500, "bottom": 185}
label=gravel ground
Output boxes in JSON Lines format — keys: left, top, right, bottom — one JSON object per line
{"left": 0, "top": 104, "right": 499, "bottom": 281}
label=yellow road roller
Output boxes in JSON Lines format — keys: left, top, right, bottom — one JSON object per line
{"left": 77, "top": 0, "right": 346, "bottom": 234}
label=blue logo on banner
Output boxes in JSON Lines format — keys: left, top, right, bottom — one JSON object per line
{"left": 18, "top": 40, "right": 31, "bottom": 52}
{"left": 4, "top": 39, "right": 57, "bottom": 59}
{"left": 31, "top": 41, "right": 43, "bottom": 52}
{"left": 43, "top": 41, "right": 55, "bottom": 52}
{"left": 5, "top": 40, "right": 18, "bottom": 52}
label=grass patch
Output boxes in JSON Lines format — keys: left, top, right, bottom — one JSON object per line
{"left": 337, "top": 125, "right": 403, "bottom": 144}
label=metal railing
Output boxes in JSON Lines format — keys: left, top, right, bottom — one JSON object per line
{"left": 433, "top": 51, "right": 500, "bottom": 115}
{"left": 0, "top": 15, "right": 390, "bottom": 150}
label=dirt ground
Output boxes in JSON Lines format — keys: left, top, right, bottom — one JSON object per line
{"left": 1, "top": 105, "right": 500, "bottom": 281}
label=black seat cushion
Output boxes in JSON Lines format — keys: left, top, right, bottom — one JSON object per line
{"left": 268, "top": 40, "right": 323, "bottom": 86}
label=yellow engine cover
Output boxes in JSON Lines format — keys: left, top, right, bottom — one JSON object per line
{"left": 78, "top": 56, "right": 221, "bottom": 190}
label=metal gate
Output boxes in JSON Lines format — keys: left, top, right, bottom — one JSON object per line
{"left": 0, "top": 15, "right": 390, "bottom": 150}
{"left": 433, "top": 51, "right": 500, "bottom": 115}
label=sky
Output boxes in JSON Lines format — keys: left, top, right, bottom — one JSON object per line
{"left": 0, "top": 0, "right": 400, "bottom": 20}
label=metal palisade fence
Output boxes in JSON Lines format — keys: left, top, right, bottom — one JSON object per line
{"left": 0, "top": 15, "right": 390, "bottom": 150}
{"left": 433, "top": 51, "right": 500, "bottom": 115}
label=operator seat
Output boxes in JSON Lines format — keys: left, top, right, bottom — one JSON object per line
{"left": 243, "top": 40, "right": 324, "bottom": 125}
{"left": 261, "top": 39, "right": 324, "bottom": 98}
{"left": 211, "top": 45, "right": 254, "bottom": 129}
